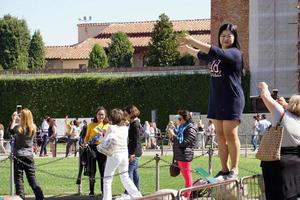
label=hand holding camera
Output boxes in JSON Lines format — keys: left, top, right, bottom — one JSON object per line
{"left": 167, "top": 128, "right": 176, "bottom": 139}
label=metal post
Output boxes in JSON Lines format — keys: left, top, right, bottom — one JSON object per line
{"left": 160, "top": 137, "right": 164, "bottom": 156}
{"left": 77, "top": 149, "right": 82, "bottom": 195}
{"left": 208, "top": 147, "right": 213, "bottom": 175}
{"left": 155, "top": 154, "right": 160, "bottom": 191}
{"left": 202, "top": 132, "right": 205, "bottom": 155}
{"left": 245, "top": 131, "right": 248, "bottom": 158}
{"left": 10, "top": 153, "right": 14, "bottom": 195}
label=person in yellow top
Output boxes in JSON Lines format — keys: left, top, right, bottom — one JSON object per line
{"left": 84, "top": 106, "right": 110, "bottom": 197}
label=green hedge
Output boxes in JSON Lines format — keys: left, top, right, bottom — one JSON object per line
{"left": 0, "top": 73, "right": 250, "bottom": 138}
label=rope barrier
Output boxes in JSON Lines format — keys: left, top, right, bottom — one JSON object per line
{"left": 12, "top": 155, "right": 157, "bottom": 181}
{"left": 35, "top": 156, "right": 67, "bottom": 167}
{"left": 3, "top": 151, "right": 263, "bottom": 200}
{"left": 7, "top": 148, "right": 259, "bottom": 190}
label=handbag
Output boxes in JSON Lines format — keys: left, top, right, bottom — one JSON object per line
{"left": 256, "top": 113, "right": 285, "bottom": 161}
{"left": 96, "top": 133, "right": 117, "bottom": 156}
{"left": 169, "top": 158, "right": 180, "bottom": 177}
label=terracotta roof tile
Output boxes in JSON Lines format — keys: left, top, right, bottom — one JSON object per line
{"left": 47, "top": 19, "right": 210, "bottom": 60}
{"left": 46, "top": 34, "right": 210, "bottom": 60}
{"left": 78, "top": 19, "right": 210, "bottom": 35}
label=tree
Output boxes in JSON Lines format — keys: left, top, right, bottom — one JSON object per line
{"left": 179, "top": 54, "right": 195, "bottom": 66}
{"left": 145, "top": 13, "right": 180, "bottom": 67}
{"left": 28, "top": 30, "right": 46, "bottom": 69}
{"left": 0, "top": 15, "right": 31, "bottom": 70}
{"left": 107, "top": 32, "right": 134, "bottom": 67}
{"left": 88, "top": 44, "right": 108, "bottom": 68}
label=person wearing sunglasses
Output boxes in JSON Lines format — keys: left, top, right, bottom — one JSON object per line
{"left": 167, "top": 110, "right": 196, "bottom": 200}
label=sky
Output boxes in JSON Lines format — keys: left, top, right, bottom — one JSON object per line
{"left": 0, "top": 0, "right": 211, "bottom": 46}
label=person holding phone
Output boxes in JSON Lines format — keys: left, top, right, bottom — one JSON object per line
{"left": 11, "top": 108, "right": 44, "bottom": 200}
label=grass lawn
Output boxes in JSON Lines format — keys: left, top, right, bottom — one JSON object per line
{"left": 0, "top": 154, "right": 261, "bottom": 196}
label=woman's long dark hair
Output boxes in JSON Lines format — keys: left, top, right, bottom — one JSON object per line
{"left": 218, "top": 23, "right": 241, "bottom": 49}
{"left": 218, "top": 23, "right": 245, "bottom": 75}
{"left": 93, "top": 106, "right": 109, "bottom": 124}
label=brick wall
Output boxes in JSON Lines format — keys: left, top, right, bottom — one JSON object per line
{"left": 211, "top": 0, "right": 249, "bottom": 70}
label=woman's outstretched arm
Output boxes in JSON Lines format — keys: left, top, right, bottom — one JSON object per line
{"left": 258, "top": 82, "right": 280, "bottom": 113}
{"left": 178, "top": 35, "right": 211, "bottom": 54}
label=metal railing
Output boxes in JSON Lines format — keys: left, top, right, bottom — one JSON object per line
{"left": 240, "top": 174, "right": 266, "bottom": 200}
{"left": 178, "top": 179, "right": 240, "bottom": 200}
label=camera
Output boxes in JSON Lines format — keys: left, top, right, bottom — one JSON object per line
{"left": 271, "top": 89, "right": 278, "bottom": 100}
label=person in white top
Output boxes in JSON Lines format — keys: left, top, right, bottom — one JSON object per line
{"left": 102, "top": 109, "right": 142, "bottom": 200}
{"left": 258, "top": 82, "right": 300, "bottom": 200}
{"left": 251, "top": 115, "right": 260, "bottom": 151}
{"left": 0, "top": 123, "right": 6, "bottom": 154}
{"left": 65, "top": 120, "right": 81, "bottom": 157}
{"left": 257, "top": 114, "right": 271, "bottom": 143}
{"left": 205, "top": 120, "right": 218, "bottom": 148}
{"left": 143, "top": 121, "right": 151, "bottom": 149}
{"left": 39, "top": 116, "right": 49, "bottom": 157}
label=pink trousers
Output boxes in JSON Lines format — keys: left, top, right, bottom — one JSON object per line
{"left": 177, "top": 160, "right": 193, "bottom": 198}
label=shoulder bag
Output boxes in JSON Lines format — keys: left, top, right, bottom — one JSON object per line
{"left": 256, "top": 112, "right": 285, "bottom": 161}
{"left": 169, "top": 157, "right": 180, "bottom": 177}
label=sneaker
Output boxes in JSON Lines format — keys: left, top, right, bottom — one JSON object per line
{"left": 226, "top": 170, "right": 238, "bottom": 180}
{"left": 214, "top": 170, "right": 230, "bottom": 177}
{"left": 214, "top": 170, "right": 229, "bottom": 181}
{"left": 89, "top": 192, "right": 94, "bottom": 198}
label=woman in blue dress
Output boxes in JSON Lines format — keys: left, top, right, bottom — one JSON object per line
{"left": 178, "top": 23, "right": 245, "bottom": 180}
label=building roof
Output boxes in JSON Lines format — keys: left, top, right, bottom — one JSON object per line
{"left": 46, "top": 34, "right": 210, "bottom": 60}
{"left": 46, "top": 19, "right": 211, "bottom": 60}
{"left": 78, "top": 19, "right": 210, "bottom": 35}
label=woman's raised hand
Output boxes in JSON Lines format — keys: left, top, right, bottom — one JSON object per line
{"left": 276, "top": 97, "right": 288, "bottom": 109}
{"left": 258, "top": 82, "right": 268, "bottom": 91}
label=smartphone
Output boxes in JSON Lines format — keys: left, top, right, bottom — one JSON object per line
{"left": 94, "top": 126, "right": 104, "bottom": 136}
{"left": 16, "top": 105, "right": 22, "bottom": 114}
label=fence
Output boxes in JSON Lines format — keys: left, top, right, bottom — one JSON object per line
{"left": 136, "top": 190, "right": 177, "bottom": 200}
{"left": 0, "top": 152, "right": 265, "bottom": 199}
{"left": 138, "top": 175, "right": 265, "bottom": 200}
{"left": 179, "top": 179, "right": 240, "bottom": 200}
{"left": 240, "top": 175, "right": 265, "bottom": 200}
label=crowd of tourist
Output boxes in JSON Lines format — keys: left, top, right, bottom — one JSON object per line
{"left": 2, "top": 22, "right": 300, "bottom": 200}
